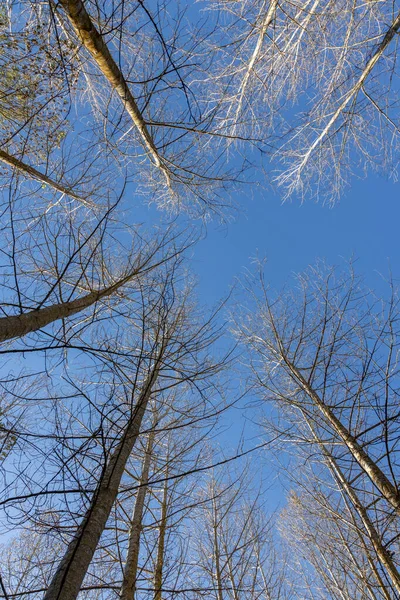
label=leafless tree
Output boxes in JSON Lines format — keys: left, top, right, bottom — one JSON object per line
{"left": 3, "top": 2, "right": 400, "bottom": 598}
{"left": 0, "top": 252, "right": 229, "bottom": 600}
{"left": 281, "top": 461, "right": 400, "bottom": 600}
{"left": 208, "top": 0, "right": 400, "bottom": 200}
{"left": 237, "top": 262, "right": 400, "bottom": 598}
{"left": 189, "top": 466, "right": 290, "bottom": 599}
{"left": 4, "top": 0, "right": 400, "bottom": 212}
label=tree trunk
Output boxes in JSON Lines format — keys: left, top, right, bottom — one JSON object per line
{"left": 284, "top": 356, "right": 400, "bottom": 514}
{"left": 233, "top": 0, "right": 278, "bottom": 126}
{"left": 212, "top": 497, "right": 224, "bottom": 600}
{"left": 58, "top": 0, "right": 171, "bottom": 187}
{"left": 120, "top": 428, "right": 155, "bottom": 600}
{"left": 304, "top": 417, "right": 400, "bottom": 597}
{"left": 0, "top": 149, "right": 90, "bottom": 205}
{"left": 44, "top": 367, "right": 159, "bottom": 600}
{"left": 223, "top": 539, "right": 239, "bottom": 600}
{"left": 154, "top": 464, "right": 169, "bottom": 600}
{"left": 0, "top": 268, "right": 139, "bottom": 344}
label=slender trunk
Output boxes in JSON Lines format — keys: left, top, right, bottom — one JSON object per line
{"left": 223, "top": 540, "right": 239, "bottom": 600}
{"left": 44, "top": 366, "right": 159, "bottom": 600}
{"left": 336, "top": 524, "right": 382, "bottom": 600}
{"left": 120, "top": 428, "right": 155, "bottom": 600}
{"left": 304, "top": 418, "right": 400, "bottom": 596}
{"left": 283, "top": 355, "right": 400, "bottom": 514}
{"left": 257, "top": 559, "right": 273, "bottom": 600}
{"left": 212, "top": 497, "right": 224, "bottom": 600}
{"left": 154, "top": 464, "right": 169, "bottom": 600}
{"left": 293, "top": 10, "right": 400, "bottom": 176}
{"left": 0, "top": 149, "right": 90, "bottom": 205}
{"left": 233, "top": 0, "right": 278, "bottom": 125}
{"left": 0, "top": 267, "right": 139, "bottom": 343}
{"left": 357, "top": 536, "right": 393, "bottom": 600}
{"left": 328, "top": 452, "right": 400, "bottom": 596}
{"left": 58, "top": 0, "right": 171, "bottom": 187}
{"left": 314, "top": 549, "right": 348, "bottom": 600}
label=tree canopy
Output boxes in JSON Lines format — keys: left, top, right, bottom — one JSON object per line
{"left": 1, "top": 2, "right": 400, "bottom": 599}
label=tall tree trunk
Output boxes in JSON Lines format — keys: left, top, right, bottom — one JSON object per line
{"left": 336, "top": 521, "right": 385, "bottom": 600}
{"left": 0, "top": 149, "right": 90, "bottom": 205}
{"left": 304, "top": 417, "right": 400, "bottom": 596}
{"left": 223, "top": 539, "right": 239, "bottom": 600}
{"left": 120, "top": 427, "right": 155, "bottom": 600}
{"left": 58, "top": 0, "right": 171, "bottom": 187}
{"left": 44, "top": 366, "right": 160, "bottom": 600}
{"left": 0, "top": 267, "right": 141, "bottom": 344}
{"left": 212, "top": 497, "right": 224, "bottom": 600}
{"left": 154, "top": 463, "right": 169, "bottom": 600}
{"left": 282, "top": 354, "right": 400, "bottom": 514}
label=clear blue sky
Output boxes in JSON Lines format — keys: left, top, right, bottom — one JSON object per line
{"left": 192, "top": 174, "right": 399, "bottom": 304}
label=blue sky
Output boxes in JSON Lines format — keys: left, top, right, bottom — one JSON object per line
{"left": 193, "top": 173, "right": 399, "bottom": 304}
{"left": 186, "top": 170, "right": 400, "bottom": 507}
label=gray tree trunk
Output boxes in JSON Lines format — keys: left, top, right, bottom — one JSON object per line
{"left": 58, "top": 0, "right": 171, "bottom": 186}
{"left": 120, "top": 428, "right": 155, "bottom": 600}
{"left": 0, "top": 149, "right": 90, "bottom": 204}
{"left": 44, "top": 367, "right": 159, "bottom": 600}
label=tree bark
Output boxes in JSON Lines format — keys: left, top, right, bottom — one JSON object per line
{"left": 0, "top": 268, "right": 140, "bottom": 344}
{"left": 212, "top": 497, "right": 224, "bottom": 600}
{"left": 283, "top": 355, "right": 400, "bottom": 514}
{"left": 44, "top": 366, "right": 159, "bottom": 600}
{"left": 304, "top": 418, "right": 400, "bottom": 597}
{"left": 0, "top": 149, "right": 90, "bottom": 205}
{"left": 120, "top": 428, "right": 155, "bottom": 600}
{"left": 154, "top": 463, "right": 169, "bottom": 600}
{"left": 58, "top": 0, "right": 171, "bottom": 187}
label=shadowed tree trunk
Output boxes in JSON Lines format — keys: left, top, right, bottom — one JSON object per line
{"left": 154, "top": 459, "right": 169, "bottom": 600}
{"left": 120, "top": 427, "right": 155, "bottom": 600}
{"left": 44, "top": 363, "right": 160, "bottom": 600}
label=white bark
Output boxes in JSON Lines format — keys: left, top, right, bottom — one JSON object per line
{"left": 232, "top": 0, "right": 278, "bottom": 127}
{"left": 120, "top": 428, "right": 155, "bottom": 600}
{"left": 212, "top": 496, "right": 224, "bottom": 600}
{"left": 0, "top": 149, "right": 91, "bottom": 206}
{"left": 58, "top": 0, "right": 172, "bottom": 187}
{"left": 280, "top": 9, "right": 400, "bottom": 184}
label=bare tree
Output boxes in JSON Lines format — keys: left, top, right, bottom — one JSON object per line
{"left": 5, "top": 0, "right": 400, "bottom": 213}
{"left": 208, "top": 0, "right": 400, "bottom": 200}
{"left": 237, "top": 262, "right": 400, "bottom": 598}
{"left": 190, "top": 466, "right": 289, "bottom": 599}
{"left": 0, "top": 253, "right": 228, "bottom": 600}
